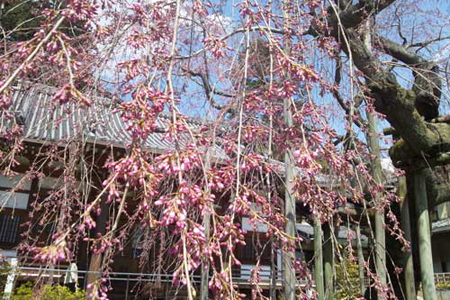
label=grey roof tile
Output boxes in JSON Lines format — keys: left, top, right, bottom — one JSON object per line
{"left": 7, "top": 84, "right": 227, "bottom": 159}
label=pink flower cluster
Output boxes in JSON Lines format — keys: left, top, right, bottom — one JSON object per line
{"left": 62, "top": 0, "right": 98, "bottom": 23}
{"left": 104, "top": 149, "right": 162, "bottom": 196}
{"left": 156, "top": 146, "right": 201, "bottom": 175}
{"left": 53, "top": 84, "right": 91, "bottom": 106}
{"left": 32, "top": 239, "right": 71, "bottom": 265}
{"left": 118, "top": 87, "right": 169, "bottom": 140}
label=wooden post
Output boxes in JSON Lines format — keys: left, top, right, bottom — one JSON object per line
{"left": 367, "top": 111, "right": 387, "bottom": 290}
{"left": 86, "top": 198, "right": 108, "bottom": 287}
{"left": 200, "top": 150, "right": 211, "bottom": 300}
{"left": 281, "top": 0, "right": 296, "bottom": 298}
{"left": 283, "top": 97, "right": 296, "bottom": 300}
{"left": 399, "top": 176, "right": 416, "bottom": 299}
{"left": 356, "top": 225, "right": 366, "bottom": 296}
{"left": 322, "top": 223, "right": 334, "bottom": 299}
{"left": 200, "top": 215, "right": 210, "bottom": 300}
{"left": 413, "top": 170, "right": 437, "bottom": 300}
{"left": 314, "top": 217, "right": 325, "bottom": 300}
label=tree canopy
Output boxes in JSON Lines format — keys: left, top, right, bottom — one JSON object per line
{"left": 0, "top": 0, "right": 449, "bottom": 299}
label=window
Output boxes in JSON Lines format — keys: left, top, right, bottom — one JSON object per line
{"left": 0, "top": 214, "right": 21, "bottom": 243}
{"left": 0, "top": 191, "right": 29, "bottom": 210}
{"left": 0, "top": 175, "right": 30, "bottom": 210}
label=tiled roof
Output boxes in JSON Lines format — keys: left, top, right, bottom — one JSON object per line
{"left": 4, "top": 84, "right": 394, "bottom": 189}
{"left": 6, "top": 84, "right": 227, "bottom": 158}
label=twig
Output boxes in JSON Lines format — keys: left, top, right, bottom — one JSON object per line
{"left": 0, "top": 16, "right": 66, "bottom": 94}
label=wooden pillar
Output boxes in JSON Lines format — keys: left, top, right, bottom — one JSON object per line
{"left": 413, "top": 170, "right": 437, "bottom": 300}
{"left": 86, "top": 198, "right": 109, "bottom": 287}
{"left": 322, "top": 223, "right": 334, "bottom": 299}
{"left": 282, "top": 95, "right": 296, "bottom": 300}
{"left": 200, "top": 151, "right": 211, "bottom": 300}
{"left": 367, "top": 111, "right": 387, "bottom": 289}
{"left": 200, "top": 215, "right": 210, "bottom": 300}
{"left": 399, "top": 176, "right": 416, "bottom": 299}
{"left": 314, "top": 217, "right": 325, "bottom": 300}
{"left": 281, "top": 1, "right": 296, "bottom": 298}
{"left": 355, "top": 225, "right": 366, "bottom": 296}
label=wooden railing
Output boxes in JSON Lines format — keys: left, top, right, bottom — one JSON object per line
{"left": 435, "top": 272, "right": 450, "bottom": 284}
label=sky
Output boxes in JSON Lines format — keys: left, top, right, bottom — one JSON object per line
{"left": 93, "top": 0, "right": 450, "bottom": 160}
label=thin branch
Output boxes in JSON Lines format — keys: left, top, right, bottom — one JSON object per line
{"left": 0, "top": 16, "right": 65, "bottom": 94}
{"left": 176, "top": 26, "right": 285, "bottom": 59}
{"left": 408, "top": 36, "right": 450, "bottom": 50}
{"left": 182, "top": 67, "right": 234, "bottom": 110}
{"left": 332, "top": 57, "right": 367, "bottom": 129}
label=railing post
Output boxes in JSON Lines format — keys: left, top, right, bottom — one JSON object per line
{"left": 125, "top": 274, "right": 130, "bottom": 300}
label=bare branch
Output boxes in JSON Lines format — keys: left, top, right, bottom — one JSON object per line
{"left": 182, "top": 67, "right": 234, "bottom": 110}
{"left": 332, "top": 57, "right": 367, "bottom": 129}
{"left": 0, "top": 16, "right": 66, "bottom": 93}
